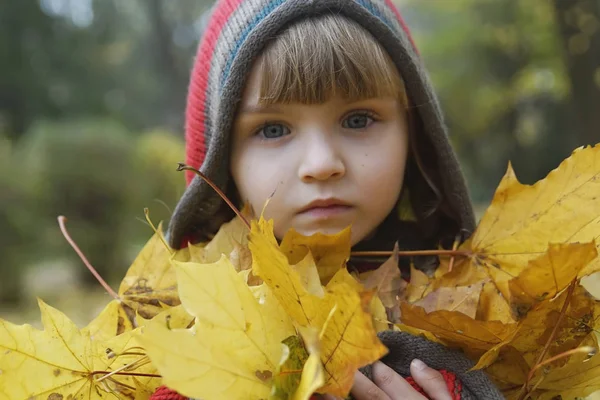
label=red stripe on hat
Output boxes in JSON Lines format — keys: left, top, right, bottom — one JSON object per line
{"left": 383, "top": 0, "right": 419, "bottom": 53}
{"left": 185, "top": 0, "right": 245, "bottom": 185}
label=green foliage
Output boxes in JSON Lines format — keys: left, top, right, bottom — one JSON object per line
{"left": 0, "top": 119, "right": 184, "bottom": 302}
{"left": 406, "top": 0, "right": 595, "bottom": 202}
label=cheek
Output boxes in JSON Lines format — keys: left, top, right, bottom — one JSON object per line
{"left": 359, "top": 133, "right": 408, "bottom": 182}
{"left": 230, "top": 147, "right": 289, "bottom": 212}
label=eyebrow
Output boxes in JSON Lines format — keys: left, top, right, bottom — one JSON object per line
{"left": 239, "top": 104, "right": 283, "bottom": 114}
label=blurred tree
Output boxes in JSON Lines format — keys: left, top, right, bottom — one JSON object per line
{"left": 405, "top": 0, "right": 597, "bottom": 203}
{"left": 0, "top": 0, "right": 212, "bottom": 140}
{"left": 553, "top": 0, "right": 600, "bottom": 147}
{"left": 0, "top": 118, "right": 185, "bottom": 300}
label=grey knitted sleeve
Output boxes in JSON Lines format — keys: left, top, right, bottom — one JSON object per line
{"left": 358, "top": 331, "right": 505, "bottom": 399}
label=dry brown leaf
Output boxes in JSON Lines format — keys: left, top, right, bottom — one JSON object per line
{"left": 414, "top": 282, "right": 484, "bottom": 319}
{"left": 363, "top": 243, "right": 405, "bottom": 308}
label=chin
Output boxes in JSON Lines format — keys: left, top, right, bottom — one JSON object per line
{"left": 292, "top": 223, "right": 357, "bottom": 239}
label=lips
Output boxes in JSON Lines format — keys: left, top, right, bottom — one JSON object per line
{"left": 297, "top": 198, "right": 353, "bottom": 216}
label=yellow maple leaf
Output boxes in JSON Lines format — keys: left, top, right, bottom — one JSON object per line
{"left": 529, "top": 333, "right": 600, "bottom": 400}
{"left": 249, "top": 218, "right": 387, "bottom": 397}
{"left": 202, "top": 215, "right": 250, "bottom": 262}
{"left": 0, "top": 300, "right": 158, "bottom": 399}
{"left": 508, "top": 242, "right": 597, "bottom": 316}
{"left": 479, "top": 284, "right": 600, "bottom": 396}
{"left": 139, "top": 256, "right": 296, "bottom": 400}
{"left": 83, "top": 299, "right": 134, "bottom": 342}
{"left": 510, "top": 285, "right": 600, "bottom": 366}
{"left": 476, "top": 281, "right": 515, "bottom": 324}
{"left": 118, "top": 225, "right": 179, "bottom": 320}
{"left": 294, "top": 328, "right": 326, "bottom": 400}
{"left": 279, "top": 225, "right": 351, "bottom": 283}
{"left": 271, "top": 327, "right": 325, "bottom": 400}
{"left": 465, "top": 144, "right": 600, "bottom": 298}
{"left": 399, "top": 303, "right": 519, "bottom": 365}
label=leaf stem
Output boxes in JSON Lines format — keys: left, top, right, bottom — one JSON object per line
{"left": 91, "top": 370, "right": 161, "bottom": 378}
{"left": 350, "top": 249, "right": 471, "bottom": 258}
{"left": 517, "top": 278, "right": 577, "bottom": 399}
{"left": 448, "top": 234, "right": 461, "bottom": 272}
{"left": 96, "top": 356, "right": 151, "bottom": 383}
{"left": 177, "top": 163, "right": 250, "bottom": 230}
{"left": 57, "top": 216, "right": 119, "bottom": 300}
{"left": 144, "top": 208, "right": 174, "bottom": 255}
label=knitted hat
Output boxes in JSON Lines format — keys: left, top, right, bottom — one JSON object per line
{"left": 166, "top": 0, "right": 475, "bottom": 249}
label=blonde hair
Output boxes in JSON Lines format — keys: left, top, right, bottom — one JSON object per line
{"left": 256, "top": 14, "right": 407, "bottom": 105}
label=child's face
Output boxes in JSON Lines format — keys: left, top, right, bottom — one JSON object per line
{"left": 230, "top": 65, "right": 409, "bottom": 246}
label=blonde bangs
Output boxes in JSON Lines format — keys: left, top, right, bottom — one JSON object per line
{"left": 257, "top": 14, "right": 407, "bottom": 105}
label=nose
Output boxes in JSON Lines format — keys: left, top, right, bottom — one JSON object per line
{"left": 298, "top": 134, "right": 346, "bottom": 182}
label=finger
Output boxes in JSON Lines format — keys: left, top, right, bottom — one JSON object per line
{"left": 410, "top": 359, "right": 453, "bottom": 400}
{"left": 351, "top": 370, "right": 390, "bottom": 400}
{"left": 372, "top": 361, "right": 427, "bottom": 400}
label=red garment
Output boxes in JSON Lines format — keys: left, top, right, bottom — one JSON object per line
{"left": 150, "top": 370, "right": 462, "bottom": 400}
{"left": 150, "top": 386, "right": 188, "bottom": 400}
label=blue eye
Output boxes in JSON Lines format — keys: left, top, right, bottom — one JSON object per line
{"left": 342, "top": 112, "right": 375, "bottom": 129}
{"left": 258, "top": 123, "right": 290, "bottom": 139}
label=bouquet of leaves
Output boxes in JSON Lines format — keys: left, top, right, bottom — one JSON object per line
{"left": 1, "top": 144, "right": 600, "bottom": 400}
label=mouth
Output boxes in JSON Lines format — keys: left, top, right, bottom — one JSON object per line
{"left": 297, "top": 198, "right": 353, "bottom": 218}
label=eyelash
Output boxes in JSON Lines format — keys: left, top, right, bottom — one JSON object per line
{"left": 341, "top": 110, "right": 378, "bottom": 129}
{"left": 252, "top": 110, "right": 379, "bottom": 140}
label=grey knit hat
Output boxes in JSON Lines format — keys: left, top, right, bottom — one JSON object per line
{"left": 167, "top": 0, "right": 476, "bottom": 249}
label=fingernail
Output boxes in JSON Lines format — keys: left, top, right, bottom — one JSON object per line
{"left": 411, "top": 358, "right": 427, "bottom": 371}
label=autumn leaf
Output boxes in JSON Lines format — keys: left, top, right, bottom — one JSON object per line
{"left": 362, "top": 243, "right": 405, "bottom": 309}
{"left": 271, "top": 327, "right": 325, "bottom": 400}
{"left": 508, "top": 242, "right": 597, "bottom": 316}
{"left": 294, "top": 327, "right": 325, "bottom": 400}
{"left": 399, "top": 303, "right": 519, "bottom": 365}
{"left": 508, "top": 285, "right": 600, "bottom": 366}
{"left": 137, "top": 304, "right": 195, "bottom": 331}
{"left": 188, "top": 214, "right": 250, "bottom": 264}
{"left": 118, "top": 224, "right": 179, "bottom": 320}
{"left": 250, "top": 218, "right": 387, "bottom": 396}
{"left": 249, "top": 219, "right": 323, "bottom": 326}
{"left": 279, "top": 225, "right": 351, "bottom": 284}
{"left": 83, "top": 299, "right": 134, "bottom": 341}
{"left": 0, "top": 299, "right": 158, "bottom": 399}
{"left": 413, "top": 282, "right": 484, "bottom": 319}
{"left": 139, "top": 256, "right": 296, "bottom": 400}
{"left": 318, "top": 286, "right": 388, "bottom": 395}
{"left": 425, "top": 257, "right": 488, "bottom": 297}
{"left": 465, "top": 144, "right": 600, "bottom": 298}
{"left": 332, "top": 267, "right": 390, "bottom": 332}
{"left": 526, "top": 333, "right": 600, "bottom": 400}
{"left": 271, "top": 335, "right": 312, "bottom": 400}
{"left": 476, "top": 281, "right": 515, "bottom": 324}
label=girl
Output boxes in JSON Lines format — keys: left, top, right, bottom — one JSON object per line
{"left": 155, "top": 0, "right": 504, "bottom": 399}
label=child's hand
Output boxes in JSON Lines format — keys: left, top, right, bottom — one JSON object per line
{"left": 320, "top": 360, "right": 453, "bottom": 400}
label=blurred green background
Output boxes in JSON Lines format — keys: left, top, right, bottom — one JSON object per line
{"left": 0, "top": 0, "right": 598, "bottom": 324}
